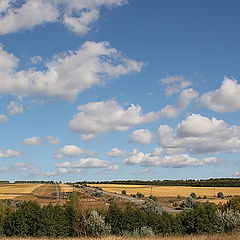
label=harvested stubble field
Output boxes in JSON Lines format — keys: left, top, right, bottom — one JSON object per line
{"left": 90, "top": 184, "right": 240, "bottom": 198}
{"left": 0, "top": 183, "right": 66, "bottom": 205}
{"left": 0, "top": 183, "right": 42, "bottom": 194}
{"left": 1, "top": 234, "right": 240, "bottom": 240}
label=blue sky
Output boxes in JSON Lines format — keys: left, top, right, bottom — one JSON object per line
{"left": 0, "top": 0, "right": 240, "bottom": 182}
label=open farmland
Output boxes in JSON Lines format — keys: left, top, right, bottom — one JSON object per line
{"left": 0, "top": 183, "right": 42, "bottom": 194}
{"left": 0, "top": 184, "right": 43, "bottom": 199}
{"left": 89, "top": 184, "right": 240, "bottom": 198}
{"left": 0, "top": 183, "right": 68, "bottom": 205}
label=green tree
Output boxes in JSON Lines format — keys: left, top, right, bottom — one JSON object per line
{"left": 105, "top": 202, "right": 123, "bottom": 235}
{"left": 179, "top": 202, "right": 219, "bottom": 234}
{"left": 4, "top": 201, "right": 42, "bottom": 236}
{"left": 38, "top": 204, "right": 71, "bottom": 237}
{"left": 65, "top": 192, "right": 84, "bottom": 236}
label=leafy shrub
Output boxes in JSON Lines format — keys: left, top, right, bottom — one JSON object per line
{"left": 149, "top": 195, "right": 157, "bottom": 201}
{"left": 221, "top": 197, "right": 240, "bottom": 211}
{"left": 180, "top": 196, "right": 200, "bottom": 209}
{"left": 121, "top": 205, "right": 147, "bottom": 233}
{"left": 177, "top": 194, "right": 182, "bottom": 199}
{"left": 142, "top": 200, "right": 163, "bottom": 215}
{"left": 91, "top": 191, "right": 102, "bottom": 197}
{"left": 85, "top": 210, "right": 111, "bottom": 237}
{"left": 136, "top": 192, "right": 144, "bottom": 198}
{"left": 179, "top": 202, "right": 219, "bottom": 234}
{"left": 132, "top": 226, "right": 154, "bottom": 237}
{"left": 190, "top": 192, "right": 197, "bottom": 199}
{"left": 147, "top": 211, "right": 183, "bottom": 235}
{"left": 121, "top": 190, "right": 127, "bottom": 195}
{"left": 216, "top": 209, "right": 240, "bottom": 232}
{"left": 217, "top": 192, "right": 224, "bottom": 199}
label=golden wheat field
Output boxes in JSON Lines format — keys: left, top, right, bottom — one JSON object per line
{"left": 90, "top": 184, "right": 240, "bottom": 198}
{"left": 0, "top": 184, "right": 43, "bottom": 194}
{"left": 60, "top": 184, "right": 75, "bottom": 192}
{"left": 1, "top": 234, "right": 240, "bottom": 240}
{"left": 0, "top": 184, "right": 43, "bottom": 200}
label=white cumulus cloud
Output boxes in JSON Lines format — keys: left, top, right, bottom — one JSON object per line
{"left": 0, "top": 0, "right": 127, "bottom": 35}
{"left": 69, "top": 89, "right": 198, "bottom": 138}
{"left": 124, "top": 149, "right": 220, "bottom": 168}
{"left": 130, "top": 129, "right": 153, "bottom": 144}
{"left": 23, "top": 137, "right": 41, "bottom": 146}
{"left": 0, "top": 0, "right": 59, "bottom": 35}
{"left": 56, "top": 157, "right": 117, "bottom": 170}
{"left": 60, "top": 145, "right": 83, "bottom": 157}
{"left": 69, "top": 100, "right": 159, "bottom": 137}
{"left": 45, "top": 136, "right": 60, "bottom": 145}
{"left": 7, "top": 101, "right": 23, "bottom": 115}
{"left": 45, "top": 168, "right": 82, "bottom": 176}
{"left": 0, "top": 148, "right": 21, "bottom": 158}
{"left": 159, "top": 88, "right": 199, "bottom": 118}
{"left": 0, "top": 42, "right": 143, "bottom": 101}
{"left": 0, "top": 114, "right": 7, "bottom": 122}
{"left": 106, "top": 147, "right": 129, "bottom": 157}
{"left": 160, "top": 75, "right": 192, "bottom": 97}
{"left": 201, "top": 78, "right": 240, "bottom": 112}
{"left": 157, "top": 114, "right": 240, "bottom": 154}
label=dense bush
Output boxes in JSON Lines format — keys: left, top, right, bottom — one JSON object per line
{"left": 38, "top": 204, "right": 71, "bottom": 237}
{"left": 190, "top": 193, "right": 197, "bottom": 199}
{"left": 149, "top": 195, "right": 158, "bottom": 201}
{"left": 136, "top": 192, "right": 145, "bottom": 198}
{"left": 217, "top": 192, "right": 224, "bottom": 199}
{"left": 221, "top": 197, "right": 240, "bottom": 211}
{"left": 85, "top": 210, "right": 111, "bottom": 236}
{"left": 121, "top": 190, "right": 127, "bottom": 195}
{"left": 91, "top": 191, "right": 102, "bottom": 197}
{"left": 216, "top": 209, "right": 240, "bottom": 232}
{"left": 179, "top": 202, "right": 219, "bottom": 234}
{"left": 180, "top": 196, "right": 200, "bottom": 209}
{"left": 142, "top": 200, "right": 163, "bottom": 215}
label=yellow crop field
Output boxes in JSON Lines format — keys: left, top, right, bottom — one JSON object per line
{"left": 0, "top": 195, "right": 20, "bottom": 199}
{"left": 60, "top": 184, "right": 74, "bottom": 192}
{"left": 89, "top": 184, "right": 240, "bottom": 198}
{"left": 0, "top": 184, "right": 43, "bottom": 194}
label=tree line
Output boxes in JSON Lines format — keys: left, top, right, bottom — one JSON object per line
{"left": 0, "top": 193, "right": 240, "bottom": 237}
{"left": 74, "top": 178, "right": 240, "bottom": 187}
{"left": 14, "top": 181, "right": 56, "bottom": 184}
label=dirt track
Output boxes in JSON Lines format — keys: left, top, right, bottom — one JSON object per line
{"left": 87, "top": 187, "right": 181, "bottom": 213}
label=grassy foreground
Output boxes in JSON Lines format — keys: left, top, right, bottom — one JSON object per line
{"left": 1, "top": 234, "right": 240, "bottom": 240}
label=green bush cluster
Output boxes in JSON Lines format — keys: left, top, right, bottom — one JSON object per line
{"left": 0, "top": 194, "right": 240, "bottom": 237}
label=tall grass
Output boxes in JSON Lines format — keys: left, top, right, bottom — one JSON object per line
{"left": 2, "top": 233, "right": 240, "bottom": 240}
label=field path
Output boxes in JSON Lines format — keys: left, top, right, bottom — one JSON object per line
{"left": 87, "top": 187, "right": 181, "bottom": 213}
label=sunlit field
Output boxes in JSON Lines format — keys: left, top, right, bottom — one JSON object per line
{"left": 0, "top": 184, "right": 43, "bottom": 194}
{"left": 0, "top": 194, "right": 20, "bottom": 199}
{"left": 90, "top": 184, "right": 240, "bottom": 198}
{"left": 60, "top": 184, "right": 74, "bottom": 192}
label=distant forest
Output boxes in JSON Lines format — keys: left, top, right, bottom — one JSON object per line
{"left": 74, "top": 178, "right": 240, "bottom": 187}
